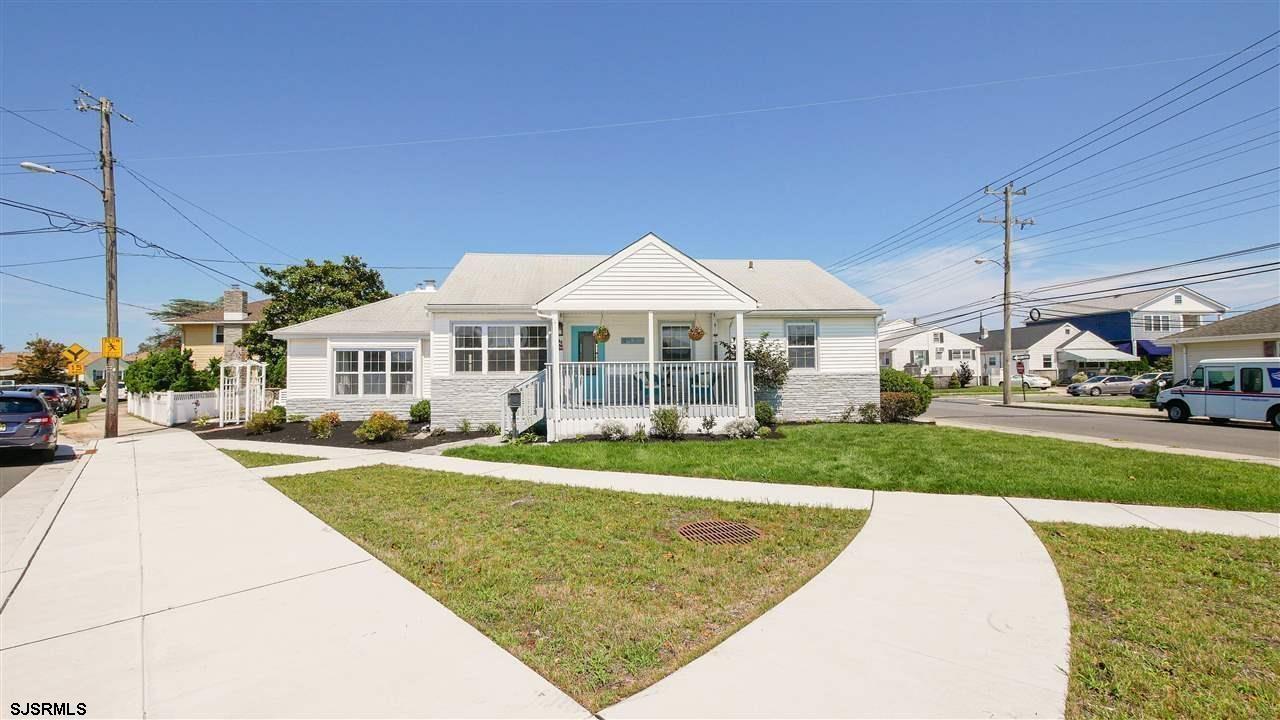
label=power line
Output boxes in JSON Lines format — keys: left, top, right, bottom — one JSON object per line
{"left": 0, "top": 270, "right": 158, "bottom": 311}
{"left": 1026, "top": 244, "right": 1280, "bottom": 293}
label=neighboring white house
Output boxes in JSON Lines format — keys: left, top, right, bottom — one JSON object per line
{"left": 1161, "top": 303, "right": 1279, "bottom": 379}
{"left": 877, "top": 319, "right": 981, "bottom": 380}
{"left": 271, "top": 233, "right": 883, "bottom": 440}
{"left": 961, "top": 322, "right": 1137, "bottom": 383}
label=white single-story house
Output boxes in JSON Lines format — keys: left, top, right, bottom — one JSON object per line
{"left": 961, "top": 322, "right": 1137, "bottom": 383}
{"left": 271, "top": 233, "right": 883, "bottom": 440}
{"left": 1161, "top": 303, "right": 1279, "bottom": 379}
{"left": 877, "top": 319, "right": 982, "bottom": 380}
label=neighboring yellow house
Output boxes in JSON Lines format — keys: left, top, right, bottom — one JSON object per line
{"left": 166, "top": 288, "right": 270, "bottom": 369}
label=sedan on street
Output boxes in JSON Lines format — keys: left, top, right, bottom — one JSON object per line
{"left": 999, "top": 374, "right": 1053, "bottom": 389}
{"left": 1129, "top": 372, "right": 1174, "bottom": 397}
{"left": 1069, "top": 375, "right": 1134, "bottom": 396}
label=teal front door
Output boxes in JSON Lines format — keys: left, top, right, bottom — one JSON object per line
{"left": 572, "top": 327, "right": 604, "bottom": 402}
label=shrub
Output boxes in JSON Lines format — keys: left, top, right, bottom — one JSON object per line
{"left": 354, "top": 411, "right": 408, "bottom": 443}
{"left": 1071, "top": 372, "right": 1088, "bottom": 384}
{"left": 921, "top": 373, "right": 934, "bottom": 390}
{"left": 286, "top": 413, "right": 306, "bottom": 423}
{"left": 880, "top": 368, "right": 931, "bottom": 413}
{"left": 630, "top": 423, "right": 648, "bottom": 442}
{"left": 699, "top": 415, "right": 716, "bottom": 435}
{"left": 597, "top": 420, "right": 628, "bottom": 440}
{"left": 649, "top": 406, "right": 686, "bottom": 439}
{"left": 879, "top": 392, "right": 923, "bottom": 423}
{"left": 956, "top": 362, "right": 974, "bottom": 388}
{"left": 754, "top": 400, "right": 776, "bottom": 428}
{"left": 724, "top": 417, "right": 759, "bottom": 439}
{"left": 718, "top": 332, "right": 790, "bottom": 392}
{"left": 245, "top": 409, "right": 284, "bottom": 435}
{"left": 507, "top": 431, "right": 539, "bottom": 446}
{"left": 192, "top": 413, "right": 212, "bottom": 428}
{"left": 857, "top": 403, "right": 880, "bottom": 424}
{"left": 410, "top": 399, "right": 431, "bottom": 424}
{"left": 123, "top": 347, "right": 212, "bottom": 394}
{"left": 268, "top": 405, "right": 287, "bottom": 425}
{"left": 309, "top": 413, "right": 338, "bottom": 439}
{"left": 459, "top": 418, "right": 472, "bottom": 433}
{"left": 481, "top": 421, "right": 502, "bottom": 435}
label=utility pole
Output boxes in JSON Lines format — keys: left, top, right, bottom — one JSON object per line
{"left": 980, "top": 183, "right": 1033, "bottom": 407}
{"left": 77, "top": 89, "right": 131, "bottom": 438}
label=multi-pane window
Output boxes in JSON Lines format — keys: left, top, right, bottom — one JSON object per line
{"left": 454, "top": 326, "right": 483, "bottom": 372}
{"left": 488, "top": 326, "right": 516, "bottom": 372}
{"left": 520, "top": 326, "right": 548, "bottom": 371}
{"left": 786, "top": 322, "right": 816, "bottom": 369}
{"left": 948, "top": 349, "right": 975, "bottom": 361}
{"left": 1042, "top": 353, "right": 1053, "bottom": 369}
{"left": 1173, "top": 294, "right": 1183, "bottom": 305}
{"left": 935, "top": 347, "right": 944, "bottom": 359}
{"left": 335, "top": 350, "right": 359, "bottom": 395}
{"left": 336, "top": 349, "right": 414, "bottom": 396}
{"left": 390, "top": 350, "right": 414, "bottom": 395}
{"left": 661, "top": 325, "right": 693, "bottom": 361}
{"left": 1143, "top": 314, "right": 1170, "bottom": 332}
{"left": 454, "top": 324, "right": 550, "bottom": 373}
{"left": 911, "top": 350, "right": 928, "bottom": 366}
{"left": 214, "top": 325, "right": 225, "bottom": 344}
{"left": 932, "top": 332, "right": 944, "bottom": 343}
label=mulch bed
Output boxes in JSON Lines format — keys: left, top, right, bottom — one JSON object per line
{"left": 194, "top": 420, "right": 492, "bottom": 452}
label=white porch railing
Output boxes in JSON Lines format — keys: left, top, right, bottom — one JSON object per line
{"left": 499, "top": 369, "right": 546, "bottom": 435}
{"left": 554, "top": 360, "right": 754, "bottom": 426}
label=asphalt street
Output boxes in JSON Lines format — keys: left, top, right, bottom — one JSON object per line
{"left": 926, "top": 397, "right": 1280, "bottom": 459}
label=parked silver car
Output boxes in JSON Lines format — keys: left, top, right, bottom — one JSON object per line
{"left": 1068, "top": 375, "right": 1134, "bottom": 396}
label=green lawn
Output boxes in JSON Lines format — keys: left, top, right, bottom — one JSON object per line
{"left": 934, "top": 385, "right": 1042, "bottom": 395}
{"left": 60, "top": 404, "right": 104, "bottom": 425}
{"left": 448, "top": 423, "right": 1280, "bottom": 512}
{"left": 220, "top": 448, "right": 321, "bottom": 468}
{"left": 1021, "top": 395, "right": 1153, "bottom": 409}
{"left": 268, "top": 465, "right": 866, "bottom": 710}
{"left": 1035, "top": 523, "right": 1279, "bottom": 719}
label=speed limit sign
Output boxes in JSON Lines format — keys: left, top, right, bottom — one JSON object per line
{"left": 1016, "top": 361, "right": 1025, "bottom": 374}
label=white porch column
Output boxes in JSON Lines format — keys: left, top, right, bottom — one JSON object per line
{"left": 735, "top": 312, "right": 746, "bottom": 418}
{"left": 647, "top": 311, "right": 656, "bottom": 416}
{"left": 549, "top": 311, "right": 561, "bottom": 441}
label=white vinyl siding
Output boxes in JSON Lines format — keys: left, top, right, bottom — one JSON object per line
{"left": 285, "top": 339, "right": 328, "bottom": 398}
{"left": 550, "top": 243, "right": 746, "bottom": 310}
{"left": 816, "top": 316, "right": 878, "bottom": 372}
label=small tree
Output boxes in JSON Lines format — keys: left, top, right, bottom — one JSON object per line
{"left": 718, "top": 332, "right": 790, "bottom": 392}
{"left": 956, "top": 361, "right": 974, "bottom": 388}
{"left": 123, "top": 348, "right": 212, "bottom": 394}
{"left": 16, "top": 337, "right": 67, "bottom": 383}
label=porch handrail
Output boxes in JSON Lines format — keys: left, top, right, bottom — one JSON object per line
{"left": 556, "top": 360, "right": 754, "bottom": 420}
{"left": 499, "top": 369, "right": 547, "bottom": 434}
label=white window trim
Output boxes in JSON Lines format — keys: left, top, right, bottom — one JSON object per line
{"left": 214, "top": 324, "right": 225, "bottom": 344}
{"left": 785, "top": 320, "right": 818, "bottom": 371}
{"left": 948, "top": 349, "right": 975, "bottom": 361}
{"left": 1042, "top": 353, "right": 1054, "bottom": 369}
{"left": 1143, "top": 314, "right": 1171, "bottom": 332}
{"left": 659, "top": 324, "right": 695, "bottom": 362}
{"left": 333, "top": 348, "right": 416, "bottom": 398}
{"left": 451, "top": 322, "right": 549, "bottom": 375}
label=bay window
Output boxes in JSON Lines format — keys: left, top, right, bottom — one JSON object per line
{"left": 786, "top": 322, "right": 816, "bottom": 369}
{"left": 454, "top": 323, "right": 550, "bottom": 373}
{"left": 335, "top": 349, "right": 414, "bottom": 396}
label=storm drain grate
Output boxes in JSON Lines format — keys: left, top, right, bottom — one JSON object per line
{"left": 677, "top": 519, "right": 761, "bottom": 545}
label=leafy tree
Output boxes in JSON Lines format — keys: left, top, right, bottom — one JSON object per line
{"left": 16, "top": 337, "right": 67, "bottom": 383}
{"left": 123, "top": 348, "right": 213, "bottom": 394}
{"left": 239, "top": 257, "right": 391, "bottom": 381}
{"left": 138, "top": 298, "right": 219, "bottom": 353}
{"left": 956, "top": 361, "right": 974, "bottom": 388}
{"left": 717, "top": 332, "right": 790, "bottom": 391}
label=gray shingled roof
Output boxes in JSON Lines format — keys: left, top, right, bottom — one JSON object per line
{"left": 168, "top": 299, "right": 270, "bottom": 324}
{"left": 1162, "top": 303, "right": 1279, "bottom": 342}
{"left": 270, "top": 291, "right": 434, "bottom": 337}
{"left": 1027, "top": 286, "right": 1226, "bottom": 321}
{"left": 429, "top": 253, "right": 879, "bottom": 311}
{"left": 960, "top": 323, "right": 1074, "bottom": 352}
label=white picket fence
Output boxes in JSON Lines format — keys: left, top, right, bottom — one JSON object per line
{"left": 128, "top": 391, "right": 220, "bottom": 427}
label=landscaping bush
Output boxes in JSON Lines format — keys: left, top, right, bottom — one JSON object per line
{"left": 354, "top": 411, "right": 408, "bottom": 443}
{"left": 481, "top": 421, "right": 502, "bottom": 435}
{"left": 718, "top": 332, "right": 790, "bottom": 392}
{"left": 699, "top": 415, "right": 716, "bottom": 435}
{"left": 857, "top": 402, "right": 880, "bottom": 424}
{"left": 754, "top": 400, "right": 775, "bottom": 427}
{"left": 459, "top": 418, "right": 472, "bottom": 433}
{"left": 649, "top": 406, "right": 686, "bottom": 439}
{"left": 1071, "top": 372, "right": 1088, "bottom": 384}
{"left": 268, "top": 405, "right": 287, "bottom": 425}
{"left": 597, "top": 420, "right": 629, "bottom": 441}
{"left": 245, "top": 409, "right": 284, "bottom": 435}
{"left": 956, "top": 361, "right": 974, "bottom": 388}
{"left": 410, "top": 399, "right": 431, "bottom": 424}
{"left": 309, "top": 412, "right": 339, "bottom": 439}
{"left": 286, "top": 413, "right": 306, "bottom": 423}
{"left": 948, "top": 372, "right": 960, "bottom": 389}
{"left": 123, "top": 347, "right": 212, "bottom": 394}
{"left": 879, "top": 392, "right": 923, "bottom": 423}
{"left": 724, "top": 417, "right": 759, "bottom": 439}
{"left": 880, "top": 367, "right": 931, "bottom": 413}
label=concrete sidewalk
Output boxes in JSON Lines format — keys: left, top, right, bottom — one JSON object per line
{"left": 227, "top": 440, "right": 1278, "bottom": 538}
{"left": 605, "top": 491, "right": 1070, "bottom": 718}
{"left": 0, "top": 429, "right": 588, "bottom": 719}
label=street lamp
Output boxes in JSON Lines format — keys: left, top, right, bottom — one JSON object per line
{"left": 20, "top": 155, "right": 120, "bottom": 438}
{"left": 973, "top": 257, "right": 1005, "bottom": 269}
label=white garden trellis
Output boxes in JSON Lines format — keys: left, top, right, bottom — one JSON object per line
{"left": 219, "top": 359, "right": 268, "bottom": 427}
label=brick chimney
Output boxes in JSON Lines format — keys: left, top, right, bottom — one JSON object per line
{"left": 223, "top": 285, "right": 248, "bottom": 321}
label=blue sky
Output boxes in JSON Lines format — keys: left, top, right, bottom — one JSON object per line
{"left": 2, "top": 1, "right": 1277, "bottom": 352}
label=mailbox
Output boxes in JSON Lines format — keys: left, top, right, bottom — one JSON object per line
{"left": 507, "top": 390, "right": 522, "bottom": 410}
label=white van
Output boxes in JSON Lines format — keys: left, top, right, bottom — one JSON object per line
{"left": 1156, "top": 358, "right": 1280, "bottom": 429}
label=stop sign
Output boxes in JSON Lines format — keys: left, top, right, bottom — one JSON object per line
{"left": 1015, "top": 361, "right": 1025, "bottom": 374}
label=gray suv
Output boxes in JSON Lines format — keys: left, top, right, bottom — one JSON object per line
{"left": 0, "top": 391, "right": 60, "bottom": 460}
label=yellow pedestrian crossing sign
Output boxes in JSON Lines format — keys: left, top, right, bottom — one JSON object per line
{"left": 101, "top": 337, "right": 124, "bottom": 359}
{"left": 62, "top": 343, "right": 90, "bottom": 364}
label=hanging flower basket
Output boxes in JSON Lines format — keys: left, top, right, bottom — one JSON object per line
{"left": 688, "top": 325, "right": 706, "bottom": 341}
{"left": 593, "top": 326, "right": 611, "bottom": 343}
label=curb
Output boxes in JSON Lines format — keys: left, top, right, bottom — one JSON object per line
{"left": 980, "top": 400, "right": 1159, "bottom": 419}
